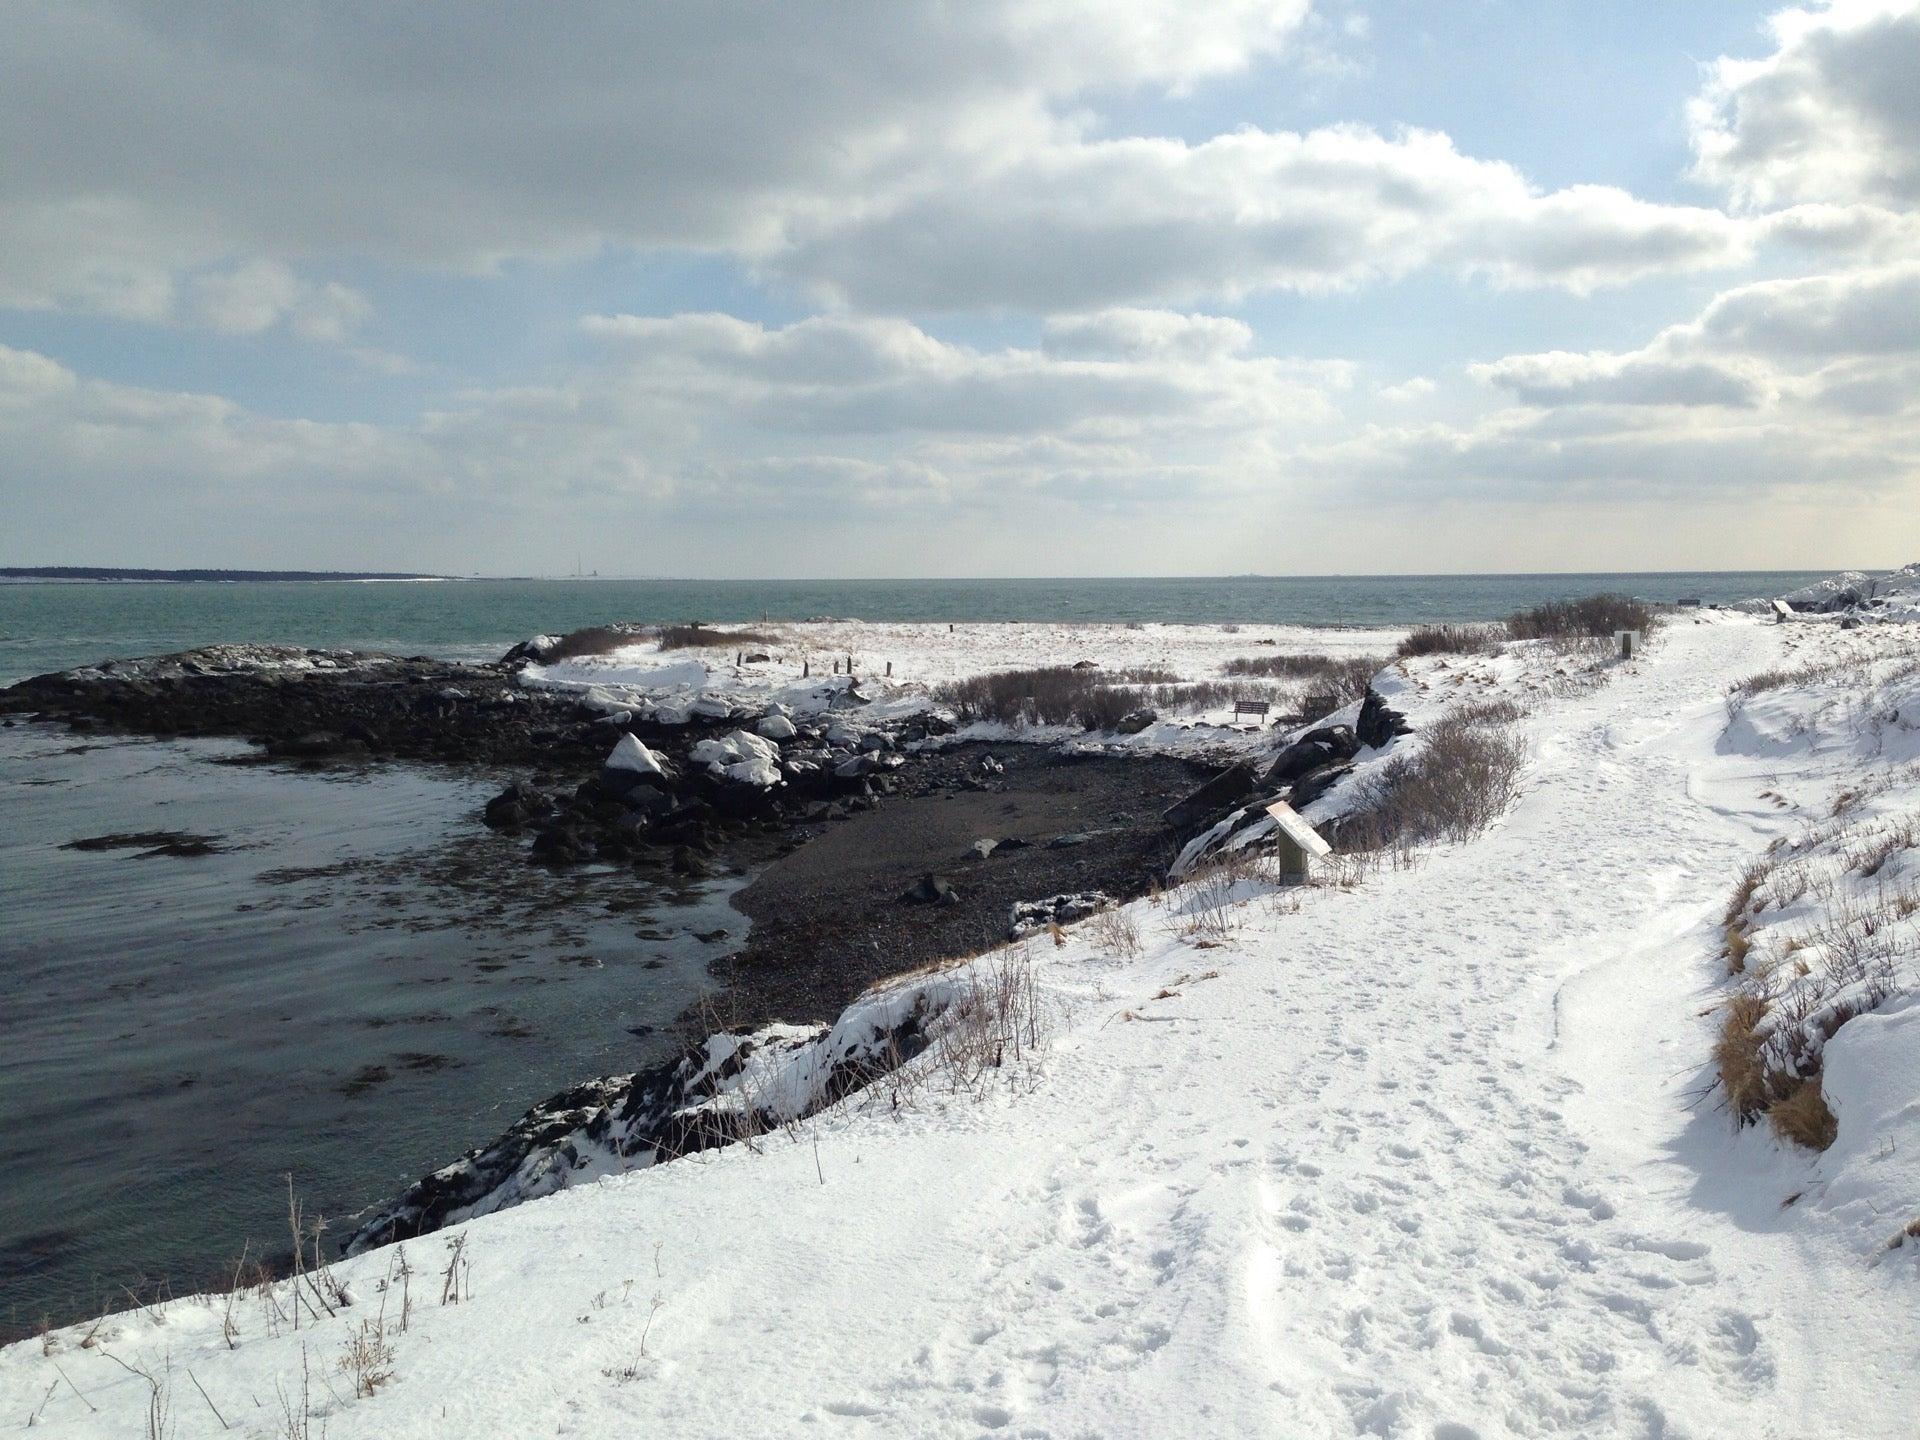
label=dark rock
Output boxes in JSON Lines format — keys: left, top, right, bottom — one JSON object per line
{"left": 966, "top": 838, "right": 999, "bottom": 861}
{"left": 1047, "top": 831, "right": 1093, "bottom": 850}
{"left": 1288, "top": 762, "right": 1354, "bottom": 810}
{"left": 900, "top": 872, "right": 960, "bottom": 906}
{"left": 1162, "top": 762, "right": 1256, "bottom": 830}
{"left": 1008, "top": 890, "right": 1112, "bottom": 938}
{"left": 483, "top": 781, "right": 552, "bottom": 830}
{"left": 1357, "top": 689, "right": 1413, "bottom": 750}
{"left": 1116, "top": 709, "right": 1157, "bottom": 734}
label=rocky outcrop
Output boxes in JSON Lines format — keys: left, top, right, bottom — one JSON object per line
{"left": 344, "top": 977, "right": 965, "bottom": 1254}
{"left": 1009, "top": 891, "right": 1113, "bottom": 938}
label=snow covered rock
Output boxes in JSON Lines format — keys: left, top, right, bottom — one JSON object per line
{"left": 756, "top": 713, "right": 798, "bottom": 740}
{"left": 600, "top": 734, "right": 667, "bottom": 794}
{"left": 1009, "top": 891, "right": 1112, "bottom": 938}
{"left": 690, "top": 729, "right": 784, "bottom": 787}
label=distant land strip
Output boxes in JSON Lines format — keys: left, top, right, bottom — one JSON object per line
{"left": 1, "top": 566, "right": 454, "bottom": 583}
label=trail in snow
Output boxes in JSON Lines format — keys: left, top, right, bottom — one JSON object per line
{"left": 6, "top": 619, "right": 1915, "bottom": 1439}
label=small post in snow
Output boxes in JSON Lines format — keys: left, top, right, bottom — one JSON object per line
{"left": 1616, "top": 629, "right": 1636, "bottom": 660}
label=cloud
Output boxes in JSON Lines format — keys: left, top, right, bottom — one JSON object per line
{"left": 1691, "top": 0, "right": 1920, "bottom": 209}
{"left": 1473, "top": 352, "right": 1769, "bottom": 409}
{"left": 0, "top": 0, "right": 1306, "bottom": 318}
{"left": 2, "top": 2, "right": 1769, "bottom": 322}
{"left": 772, "top": 127, "right": 1752, "bottom": 309}
{"left": 1691, "top": 263, "right": 1920, "bottom": 357}
{"left": 580, "top": 310, "right": 1336, "bottom": 437}
{"left": 192, "top": 262, "right": 371, "bottom": 341}
{"left": 0, "top": 308, "right": 1345, "bottom": 562}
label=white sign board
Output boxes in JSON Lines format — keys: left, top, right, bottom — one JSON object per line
{"left": 1264, "top": 800, "right": 1331, "bottom": 857}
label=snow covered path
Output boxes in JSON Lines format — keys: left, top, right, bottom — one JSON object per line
{"left": 8, "top": 619, "right": 1915, "bottom": 1438}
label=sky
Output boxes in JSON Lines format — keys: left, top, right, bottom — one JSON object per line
{"left": 2, "top": 0, "right": 1917, "bottom": 578}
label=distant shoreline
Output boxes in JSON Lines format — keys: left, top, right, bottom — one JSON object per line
{"left": 0, "top": 567, "right": 458, "bottom": 584}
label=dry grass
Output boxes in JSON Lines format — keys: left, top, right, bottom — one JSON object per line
{"left": 1767, "top": 1077, "right": 1839, "bottom": 1151}
{"left": 1714, "top": 991, "right": 1771, "bottom": 1121}
{"left": 1084, "top": 903, "right": 1144, "bottom": 959}
{"left": 1724, "top": 922, "right": 1752, "bottom": 974}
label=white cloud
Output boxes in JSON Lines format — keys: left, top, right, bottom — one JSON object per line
{"left": 191, "top": 262, "right": 371, "bottom": 341}
{"left": 1473, "top": 352, "right": 1769, "bottom": 409}
{"left": 0, "top": 0, "right": 1307, "bottom": 318}
{"left": 773, "top": 127, "right": 1753, "bottom": 309}
{"left": 1691, "top": 0, "right": 1920, "bottom": 209}
{"left": 1, "top": 2, "right": 1773, "bottom": 322}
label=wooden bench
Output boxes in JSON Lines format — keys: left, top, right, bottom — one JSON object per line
{"left": 1232, "top": 699, "right": 1272, "bottom": 724}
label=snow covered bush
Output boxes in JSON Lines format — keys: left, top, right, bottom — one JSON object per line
{"left": 1717, "top": 795, "right": 1920, "bottom": 1148}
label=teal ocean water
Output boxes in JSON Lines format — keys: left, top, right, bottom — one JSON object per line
{"left": 0, "top": 572, "right": 1832, "bottom": 684}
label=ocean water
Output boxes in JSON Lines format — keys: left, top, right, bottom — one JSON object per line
{"left": 0, "top": 572, "right": 1833, "bottom": 685}
{"left": 0, "top": 725, "right": 740, "bottom": 1329}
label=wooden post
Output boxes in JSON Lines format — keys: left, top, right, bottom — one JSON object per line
{"left": 803, "top": 660, "right": 810, "bottom": 678}
{"left": 886, "top": 661, "right": 892, "bottom": 678}
{"left": 1616, "top": 629, "right": 1635, "bottom": 660}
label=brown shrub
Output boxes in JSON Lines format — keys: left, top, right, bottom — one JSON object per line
{"left": 1506, "top": 593, "right": 1655, "bottom": 641}
{"left": 655, "top": 623, "right": 779, "bottom": 651}
{"left": 542, "top": 624, "right": 648, "bottom": 661}
{"left": 1338, "top": 708, "right": 1527, "bottom": 854}
{"left": 1394, "top": 624, "right": 1501, "bottom": 659}
{"left": 938, "top": 666, "right": 1129, "bottom": 729}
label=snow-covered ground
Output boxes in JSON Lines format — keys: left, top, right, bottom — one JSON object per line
{"left": 520, "top": 620, "right": 1407, "bottom": 761}
{"left": 8, "top": 613, "right": 1919, "bottom": 1438}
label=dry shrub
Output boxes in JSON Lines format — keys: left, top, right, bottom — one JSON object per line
{"left": 1339, "top": 708, "right": 1527, "bottom": 854}
{"left": 1394, "top": 624, "right": 1501, "bottom": 660}
{"left": 1715, "top": 992, "right": 1771, "bottom": 1121}
{"left": 655, "top": 623, "right": 778, "bottom": 651}
{"left": 1085, "top": 903, "right": 1143, "bottom": 959}
{"left": 924, "top": 947, "right": 1049, "bottom": 1096}
{"left": 543, "top": 623, "right": 648, "bottom": 661}
{"left": 1506, "top": 593, "right": 1654, "bottom": 641}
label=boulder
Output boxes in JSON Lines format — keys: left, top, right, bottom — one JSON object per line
{"left": 1162, "top": 762, "right": 1256, "bottom": 830}
{"left": 1357, "top": 689, "right": 1413, "bottom": 750}
{"left": 966, "top": 838, "right": 1000, "bottom": 861}
{"left": 483, "top": 781, "right": 552, "bottom": 830}
{"left": 1288, "top": 762, "right": 1354, "bottom": 810}
{"left": 600, "top": 734, "right": 667, "bottom": 794}
{"left": 756, "top": 714, "right": 798, "bottom": 741}
{"left": 900, "top": 873, "right": 960, "bottom": 906}
{"left": 1116, "top": 709, "right": 1158, "bottom": 735}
